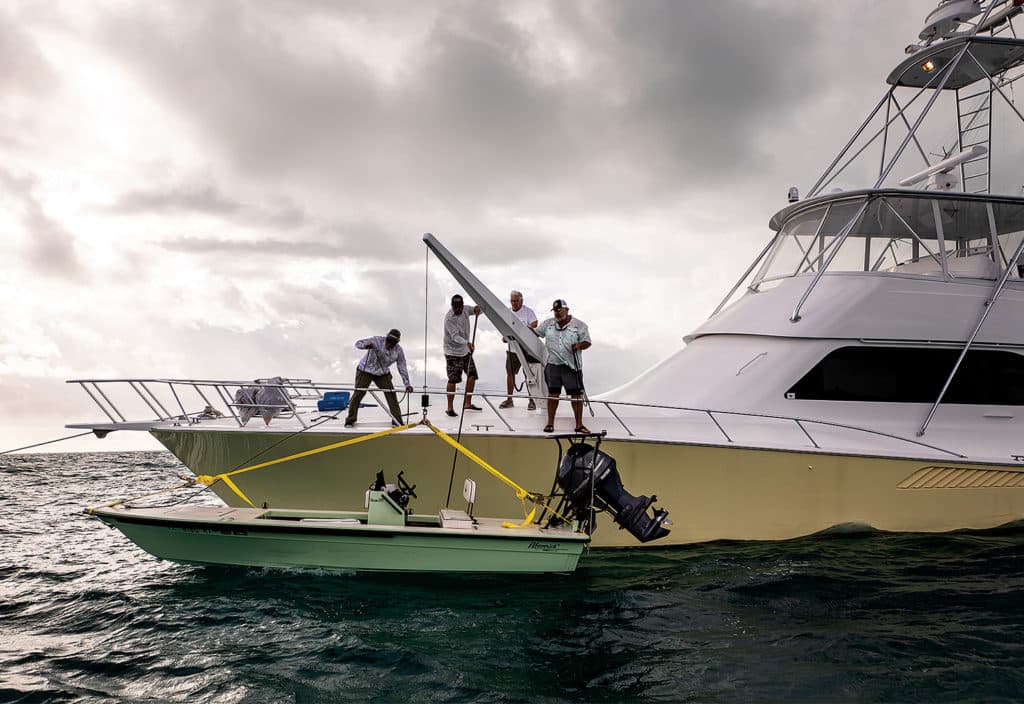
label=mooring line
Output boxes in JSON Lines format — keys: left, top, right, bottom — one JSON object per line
{"left": 1, "top": 431, "right": 95, "bottom": 456}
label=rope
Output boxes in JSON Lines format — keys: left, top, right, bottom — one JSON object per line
{"left": 424, "top": 421, "right": 573, "bottom": 527}
{"left": 1, "top": 431, "right": 96, "bottom": 455}
{"left": 194, "top": 422, "right": 417, "bottom": 506}
{"left": 90, "top": 418, "right": 576, "bottom": 529}
{"left": 86, "top": 479, "right": 196, "bottom": 512}
{"left": 219, "top": 405, "right": 349, "bottom": 477}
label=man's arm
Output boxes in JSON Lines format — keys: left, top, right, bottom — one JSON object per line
{"left": 355, "top": 336, "right": 375, "bottom": 350}
{"left": 396, "top": 347, "right": 412, "bottom": 390}
{"left": 572, "top": 322, "right": 592, "bottom": 351}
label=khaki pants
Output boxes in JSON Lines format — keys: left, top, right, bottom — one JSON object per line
{"left": 345, "top": 368, "right": 403, "bottom": 424}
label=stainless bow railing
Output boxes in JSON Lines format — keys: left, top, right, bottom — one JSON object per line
{"left": 67, "top": 377, "right": 966, "bottom": 458}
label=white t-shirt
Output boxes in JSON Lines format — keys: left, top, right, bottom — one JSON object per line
{"left": 508, "top": 305, "right": 538, "bottom": 352}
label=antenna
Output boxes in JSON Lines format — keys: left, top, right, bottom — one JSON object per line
{"left": 897, "top": 145, "right": 987, "bottom": 189}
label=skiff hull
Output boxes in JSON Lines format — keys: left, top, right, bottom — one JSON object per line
{"left": 90, "top": 505, "right": 587, "bottom": 573}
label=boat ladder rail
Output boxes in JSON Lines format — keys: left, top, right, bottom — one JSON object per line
{"left": 67, "top": 378, "right": 966, "bottom": 459}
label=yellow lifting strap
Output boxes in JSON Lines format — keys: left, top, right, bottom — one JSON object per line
{"left": 424, "top": 422, "right": 533, "bottom": 499}
{"left": 195, "top": 419, "right": 563, "bottom": 528}
{"left": 195, "top": 422, "right": 418, "bottom": 506}
{"left": 423, "top": 421, "right": 542, "bottom": 528}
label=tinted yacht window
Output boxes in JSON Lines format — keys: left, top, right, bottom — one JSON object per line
{"left": 787, "top": 347, "right": 1024, "bottom": 405}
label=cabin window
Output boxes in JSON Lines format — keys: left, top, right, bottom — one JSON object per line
{"left": 754, "top": 194, "right": 1024, "bottom": 288}
{"left": 786, "top": 346, "right": 1024, "bottom": 405}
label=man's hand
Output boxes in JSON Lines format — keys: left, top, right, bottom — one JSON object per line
{"left": 363, "top": 342, "right": 375, "bottom": 349}
{"left": 472, "top": 306, "right": 482, "bottom": 316}
{"left": 405, "top": 385, "right": 414, "bottom": 393}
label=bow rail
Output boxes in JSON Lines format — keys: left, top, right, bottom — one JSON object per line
{"left": 66, "top": 378, "right": 966, "bottom": 459}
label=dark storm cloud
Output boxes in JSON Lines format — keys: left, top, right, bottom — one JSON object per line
{"left": 0, "top": 169, "right": 83, "bottom": 280}
{"left": 90, "top": 0, "right": 828, "bottom": 217}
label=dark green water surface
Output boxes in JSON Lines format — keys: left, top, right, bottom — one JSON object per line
{"left": 3, "top": 451, "right": 1023, "bottom": 703}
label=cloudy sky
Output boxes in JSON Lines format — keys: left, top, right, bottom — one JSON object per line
{"left": 2, "top": 0, "right": 943, "bottom": 453}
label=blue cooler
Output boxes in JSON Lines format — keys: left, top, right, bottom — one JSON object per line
{"left": 317, "top": 391, "right": 351, "bottom": 412}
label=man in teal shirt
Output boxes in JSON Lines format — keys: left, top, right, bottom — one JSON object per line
{"left": 534, "top": 299, "right": 591, "bottom": 433}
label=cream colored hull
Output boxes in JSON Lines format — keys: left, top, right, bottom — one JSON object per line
{"left": 152, "top": 428, "right": 1024, "bottom": 547}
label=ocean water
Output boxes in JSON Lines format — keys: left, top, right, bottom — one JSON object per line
{"left": 2, "top": 451, "right": 1024, "bottom": 703}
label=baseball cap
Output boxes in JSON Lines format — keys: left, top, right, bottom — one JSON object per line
{"left": 551, "top": 298, "right": 569, "bottom": 311}
{"left": 386, "top": 328, "right": 401, "bottom": 341}
{"left": 451, "top": 294, "right": 464, "bottom": 306}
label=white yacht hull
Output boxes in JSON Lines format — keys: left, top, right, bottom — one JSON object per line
{"left": 152, "top": 426, "right": 1024, "bottom": 547}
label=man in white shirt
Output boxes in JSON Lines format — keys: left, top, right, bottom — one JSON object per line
{"left": 344, "top": 329, "right": 414, "bottom": 427}
{"left": 499, "top": 290, "right": 539, "bottom": 410}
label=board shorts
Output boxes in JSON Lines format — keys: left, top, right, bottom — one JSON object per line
{"left": 446, "top": 354, "right": 479, "bottom": 384}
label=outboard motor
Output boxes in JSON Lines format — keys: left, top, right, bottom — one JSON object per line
{"left": 556, "top": 443, "right": 670, "bottom": 543}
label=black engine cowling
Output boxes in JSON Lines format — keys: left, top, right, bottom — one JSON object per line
{"left": 556, "top": 443, "right": 670, "bottom": 543}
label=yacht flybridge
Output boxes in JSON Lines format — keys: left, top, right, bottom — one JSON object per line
{"left": 73, "top": 0, "right": 1024, "bottom": 547}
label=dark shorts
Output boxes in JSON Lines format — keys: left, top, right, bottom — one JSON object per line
{"left": 446, "top": 354, "right": 478, "bottom": 384}
{"left": 545, "top": 363, "right": 584, "bottom": 396}
{"left": 506, "top": 351, "right": 521, "bottom": 375}
{"left": 506, "top": 350, "right": 542, "bottom": 375}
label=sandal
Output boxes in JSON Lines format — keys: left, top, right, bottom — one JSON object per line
{"left": 543, "top": 424, "right": 554, "bottom": 433}
{"left": 498, "top": 399, "right": 514, "bottom": 409}
{"left": 445, "top": 409, "right": 458, "bottom": 417}
{"left": 575, "top": 425, "right": 590, "bottom": 434}
{"left": 463, "top": 404, "right": 483, "bottom": 411}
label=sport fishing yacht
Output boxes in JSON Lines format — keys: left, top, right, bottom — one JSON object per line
{"left": 71, "top": 0, "right": 1024, "bottom": 546}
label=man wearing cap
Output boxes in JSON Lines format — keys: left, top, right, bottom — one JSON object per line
{"left": 444, "top": 294, "right": 482, "bottom": 417}
{"left": 344, "top": 329, "right": 414, "bottom": 428}
{"left": 534, "top": 299, "right": 592, "bottom": 433}
{"left": 500, "top": 290, "right": 540, "bottom": 411}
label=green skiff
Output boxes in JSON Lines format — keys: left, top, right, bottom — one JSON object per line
{"left": 90, "top": 502, "right": 588, "bottom": 574}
